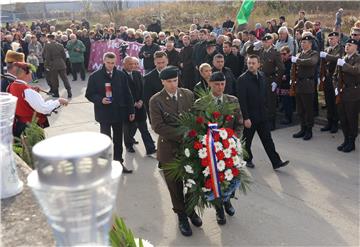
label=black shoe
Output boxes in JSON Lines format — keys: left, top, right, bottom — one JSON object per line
{"left": 126, "top": 146, "right": 135, "bottom": 153}
{"left": 246, "top": 161, "right": 255, "bottom": 168}
{"left": 303, "top": 128, "right": 312, "bottom": 140}
{"left": 146, "top": 149, "right": 157, "bottom": 155}
{"left": 293, "top": 127, "right": 306, "bottom": 138}
{"left": 215, "top": 206, "right": 226, "bottom": 225}
{"left": 337, "top": 137, "right": 348, "bottom": 151}
{"left": 178, "top": 213, "right": 192, "bottom": 236}
{"left": 320, "top": 124, "right": 331, "bottom": 132}
{"left": 330, "top": 123, "right": 338, "bottom": 133}
{"left": 224, "top": 201, "right": 235, "bottom": 216}
{"left": 67, "top": 91, "right": 72, "bottom": 98}
{"left": 188, "top": 211, "right": 202, "bottom": 227}
{"left": 122, "top": 164, "right": 133, "bottom": 174}
{"left": 274, "top": 160, "right": 290, "bottom": 170}
{"left": 342, "top": 138, "right": 355, "bottom": 153}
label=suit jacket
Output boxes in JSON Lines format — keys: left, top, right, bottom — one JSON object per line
{"left": 123, "top": 69, "right": 147, "bottom": 122}
{"left": 85, "top": 65, "right": 134, "bottom": 123}
{"left": 43, "top": 41, "right": 67, "bottom": 70}
{"left": 236, "top": 70, "right": 268, "bottom": 124}
{"left": 195, "top": 94, "right": 243, "bottom": 136}
{"left": 149, "top": 88, "right": 194, "bottom": 164}
{"left": 143, "top": 68, "right": 163, "bottom": 119}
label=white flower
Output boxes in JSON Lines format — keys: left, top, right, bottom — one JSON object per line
{"left": 217, "top": 160, "right": 225, "bottom": 171}
{"left": 232, "top": 155, "right": 240, "bottom": 166}
{"left": 224, "top": 169, "right": 234, "bottom": 181}
{"left": 198, "top": 148, "right": 208, "bottom": 159}
{"left": 202, "top": 166, "right": 210, "bottom": 177}
{"left": 219, "top": 129, "right": 228, "bottom": 139}
{"left": 184, "top": 165, "right": 194, "bottom": 174}
{"left": 238, "top": 160, "right": 247, "bottom": 168}
{"left": 224, "top": 148, "right": 232, "bottom": 158}
{"left": 229, "top": 138, "right": 236, "bottom": 149}
{"left": 201, "top": 135, "right": 207, "bottom": 145}
{"left": 183, "top": 186, "right": 188, "bottom": 194}
{"left": 202, "top": 187, "right": 211, "bottom": 192}
{"left": 214, "top": 142, "right": 223, "bottom": 152}
{"left": 184, "top": 148, "right": 190, "bottom": 158}
{"left": 186, "top": 179, "right": 196, "bottom": 188}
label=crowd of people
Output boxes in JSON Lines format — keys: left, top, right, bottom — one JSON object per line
{"left": 1, "top": 8, "right": 359, "bottom": 237}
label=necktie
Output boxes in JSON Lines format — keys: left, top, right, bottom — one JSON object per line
{"left": 217, "top": 98, "right": 221, "bottom": 105}
{"left": 172, "top": 95, "right": 177, "bottom": 102}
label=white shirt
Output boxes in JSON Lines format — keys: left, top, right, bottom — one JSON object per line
{"left": 15, "top": 79, "right": 60, "bottom": 114}
{"left": 167, "top": 90, "right": 178, "bottom": 100}
{"left": 212, "top": 93, "right": 224, "bottom": 103}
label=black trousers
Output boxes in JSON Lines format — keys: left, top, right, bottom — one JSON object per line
{"left": 338, "top": 100, "right": 359, "bottom": 138}
{"left": 296, "top": 93, "right": 314, "bottom": 128}
{"left": 242, "top": 121, "right": 282, "bottom": 168}
{"left": 100, "top": 122, "right": 124, "bottom": 163}
{"left": 324, "top": 76, "right": 338, "bottom": 124}
{"left": 281, "top": 95, "right": 294, "bottom": 121}
{"left": 71, "top": 62, "right": 86, "bottom": 80}
{"left": 123, "top": 120, "right": 155, "bottom": 152}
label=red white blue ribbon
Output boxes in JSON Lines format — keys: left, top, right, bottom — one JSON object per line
{"left": 205, "top": 123, "right": 221, "bottom": 199}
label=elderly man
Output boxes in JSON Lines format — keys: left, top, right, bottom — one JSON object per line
{"left": 66, "top": 33, "right": 86, "bottom": 81}
{"left": 122, "top": 56, "right": 156, "bottom": 155}
{"left": 149, "top": 66, "right": 200, "bottom": 237}
{"left": 1, "top": 50, "right": 24, "bottom": 92}
{"left": 85, "top": 52, "right": 135, "bottom": 173}
{"left": 275, "top": 26, "right": 298, "bottom": 55}
{"left": 195, "top": 71, "right": 242, "bottom": 225}
{"left": 139, "top": 34, "right": 161, "bottom": 74}
{"left": 165, "top": 37, "right": 180, "bottom": 67}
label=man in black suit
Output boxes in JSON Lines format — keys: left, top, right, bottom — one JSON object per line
{"left": 212, "top": 53, "right": 236, "bottom": 96}
{"left": 85, "top": 52, "right": 135, "bottom": 173}
{"left": 122, "top": 56, "right": 156, "bottom": 155}
{"left": 143, "top": 51, "right": 168, "bottom": 122}
{"left": 236, "top": 54, "right": 289, "bottom": 170}
{"left": 138, "top": 34, "right": 161, "bottom": 74}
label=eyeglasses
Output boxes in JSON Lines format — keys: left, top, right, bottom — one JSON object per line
{"left": 351, "top": 33, "right": 359, "bottom": 36}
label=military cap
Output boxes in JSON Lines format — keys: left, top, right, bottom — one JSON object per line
{"left": 4, "top": 50, "right": 25, "bottom": 63}
{"left": 262, "top": 34, "right": 273, "bottom": 41}
{"left": 346, "top": 38, "right": 359, "bottom": 46}
{"left": 328, "top": 32, "right": 339, "bottom": 37}
{"left": 209, "top": 71, "right": 226, "bottom": 82}
{"left": 301, "top": 35, "right": 314, "bottom": 41}
{"left": 159, "top": 66, "right": 178, "bottom": 80}
{"left": 206, "top": 40, "right": 217, "bottom": 48}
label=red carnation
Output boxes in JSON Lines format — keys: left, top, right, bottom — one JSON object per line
{"left": 212, "top": 111, "right": 221, "bottom": 119}
{"left": 231, "top": 148, "right": 237, "bottom": 156}
{"left": 193, "top": 141, "right": 203, "bottom": 150}
{"left": 225, "top": 158, "right": 234, "bottom": 168}
{"left": 201, "top": 158, "right": 209, "bottom": 167}
{"left": 219, "top": 172, "right": 225, "bottom": 182}
{"left": 225, "top": 115, "right": 233, "bottom": 122}
{"left": 216, "top": 150, "right": 225, "bottom": 160}
{"left": 196, "top": 116, "right": 205, "bottom": 124}
{"left": 213, "top": 132, "right": 220, "bottom": 142}
{"left": 232, "top": 168, "right": 239, "bottom": 177}
{"left": 222, "top": 139, "right": 230, "bottom": 149}
{"left": 188, "top": 129, "right": 197, "bottom": 138}
{"left": 205, "top": 178, "right": 212, "bottom": 189}
{"left": 226, "top": 128, "right": 234, "bottom": 137}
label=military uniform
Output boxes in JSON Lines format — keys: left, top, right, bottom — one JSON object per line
{"left": 321, "top": 34, "right": 344, "bottom": 132}
{"left": 334, "top": 39, "right": 360, "bottom": 152}
{"left": 292, "top": 37, "right": 319, "bottom": 140}
{"left": 248, "top": 35, "right": 285, "bottom": 130}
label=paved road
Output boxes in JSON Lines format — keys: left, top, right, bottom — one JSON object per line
{"left": 37, "top": 77, "right": 359, "bottom": 247}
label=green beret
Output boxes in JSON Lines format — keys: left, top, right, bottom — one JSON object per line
{"left": 159, "top": 66, "right": 179, "bottom": 80}
{"left": 210, "top": 71, "right": 226, "bottom": 82}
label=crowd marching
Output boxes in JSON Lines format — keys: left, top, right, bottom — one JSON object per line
{"left": 1, "top": 8, "right": 359, "bottom": 237}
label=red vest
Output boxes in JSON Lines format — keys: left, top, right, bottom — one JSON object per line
{"left": 8, "top": 81, "right": 48, "bottom": 127}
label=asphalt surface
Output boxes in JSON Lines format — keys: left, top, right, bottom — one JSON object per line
{"left": 37, "top": 76, "right": 359, "bottom": 247}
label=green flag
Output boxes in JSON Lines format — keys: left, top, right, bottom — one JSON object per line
{"left": 236, "top": 0, "right": 255, "bottom": 25}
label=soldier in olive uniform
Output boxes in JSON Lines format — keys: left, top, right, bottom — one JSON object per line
{"left": 319, "top": 32, "right": 344, "bottom": 133}
{"left": 333, "top": 39, "right": 360, "bottom": 152}
{"left": 247, "top": 34, "right": 285, "bottom": 130}
{"left": 194, "top": 72, "right": 243, "bottom": 226}
{"left": 149, "top": 66, "right": 201, "bottom": 237}
{"left": 291, "top": 35, "right": 319, "bottom": 140}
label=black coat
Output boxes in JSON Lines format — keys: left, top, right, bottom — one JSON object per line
{"left": 165, "top": 49, "right": 180, "bottom": 67}
{"left": 138, "top": 43, "right": 161, "bottom": 70}
{"left": 85, "top": 65, "right": 134, "bottom": 123}
{"left": 179, "top": 45, "right": 195, "bottom": 90}
{"left": 123, "top": 69, "right": 147, "bottom": 122}
{"left": 143, "top": 68, "right": 163, "bottom": 118}
{"left": 224, "top": 52, "right": 244, "bottom": 78}
{"left": 236, "top": 70, "right": 268, "bottom": 124}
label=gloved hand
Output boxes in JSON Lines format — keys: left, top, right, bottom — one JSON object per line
{"left": 291, "top": 56, "right": 298, "bottom": 63}
{"left": 271, "top": 82, "right": 277, "bottom": 92}
{"left": 337, "top": 58, "right": 345, "bottom": 67}
{"left": 320, "top": 51, "right": 328, "bottom": 58}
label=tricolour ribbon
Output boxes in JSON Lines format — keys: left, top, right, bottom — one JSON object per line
{"left": 205, "top": 122, "right": 221, "bottom": 199}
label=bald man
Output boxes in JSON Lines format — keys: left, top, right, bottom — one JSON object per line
{"left": 66, "top": 33, "right": 86, "bottom": 81}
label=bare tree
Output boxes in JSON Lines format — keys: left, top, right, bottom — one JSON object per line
{"left": 102, "top": 1, "right": 123, "bottom": 21}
